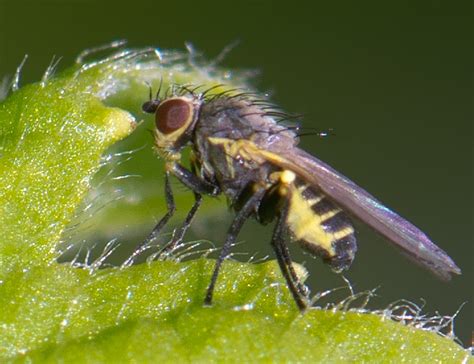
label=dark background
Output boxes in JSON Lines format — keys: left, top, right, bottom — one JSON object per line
{"left": 0, "top": 0, "right": 471, "bottom": 346}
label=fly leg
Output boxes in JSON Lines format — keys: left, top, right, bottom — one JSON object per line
{"left": 169, "top": 162, "right": 219, "bottom": 196}
{"left": 277, "top": 227, "right": 310, "bottom": 299}
{"left": 271, "top": 202, "right": 309, "bottom": 311}
{"left": 137, "top": 171, "right": 176, "bottom": 254}
{"left": 157, "top": 192, "right": 202, "bottom": 258}
{"left": 156, "top": 162, "right": 219, "bottom": 257}
{"left": 205, "top": 188, "right": 266, "bottom": 306}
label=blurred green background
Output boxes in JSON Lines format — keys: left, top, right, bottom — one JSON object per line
{"left": 0, "top": 0, "right": 471, "bottom": 346}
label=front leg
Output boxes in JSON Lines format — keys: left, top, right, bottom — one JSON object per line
{"left": 154, "top": 163, "right": 219, "bottom": 257}
{"left": 137, "top": 162, "right": 219, "bottom": 259}
{"left": 157, "top": 192, "right": 202, "bottom": 258}
{"left": 167, "top": 162, "right": 220, "bottom": 196}
{"left": 138, "top": 171, "right": 176, "bottom": 251}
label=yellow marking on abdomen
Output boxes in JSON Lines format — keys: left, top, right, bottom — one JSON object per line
{"left": 286, "top": 185, "right": 339, "bottom": 256}
{"left": 333, "top": 226, "right": 354, "bottom": 241}
{"left": 297, "top": 184, "right": 307, "bottom": 193}
{"left": 319, "top": 209, "right": 341, "bottom": 223}
{"left": 306, "top": 196, "right": 324, "bottom": 206}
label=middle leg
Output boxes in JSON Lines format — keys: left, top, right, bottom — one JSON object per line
{"left": 204, "top": 187, "right": 266, "bottom": 305}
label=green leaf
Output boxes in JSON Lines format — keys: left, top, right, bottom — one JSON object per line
{"left": 0, "top": 46, "right": 470, "bottom": 363}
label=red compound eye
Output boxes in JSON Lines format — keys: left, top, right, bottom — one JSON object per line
{"left": 155, "top": 98, "right": 192, "bottom": 134}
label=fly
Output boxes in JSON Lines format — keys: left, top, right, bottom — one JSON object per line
{"left": 139, "top": 84, "right": 461, "bottom": 311}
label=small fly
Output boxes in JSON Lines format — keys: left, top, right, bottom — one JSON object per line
{"left": 140, "top": 84, "right": 461, "bottom": 311}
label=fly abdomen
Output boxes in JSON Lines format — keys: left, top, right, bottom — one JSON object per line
{"left": 287, "top": 180, "right": 357, "bottom": 272}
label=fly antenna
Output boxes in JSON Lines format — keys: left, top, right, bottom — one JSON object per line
{"left": 144, "top": 81, "right": 153, "bottom": 102}
{"left": 156, "top": 75, "right": 163, "bottom": 100}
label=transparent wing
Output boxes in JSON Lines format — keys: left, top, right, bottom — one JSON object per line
{"left": 261, "top": 146, "right": 461, "bottom": 280}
